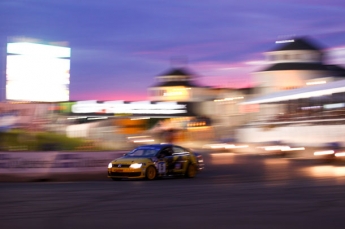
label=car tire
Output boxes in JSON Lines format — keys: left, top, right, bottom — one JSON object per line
{"left": 145, "top": 166, "right": 157, "bottom": 180}
{"left": 185, "top": 164, "right": 197, "bottom": 178}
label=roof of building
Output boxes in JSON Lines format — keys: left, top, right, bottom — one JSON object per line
{"left": 150, "top": 80, "right": 202, "bottom": 88}
{"left": 150, "top": 67, "right": 205, "bottom": 88}
{"left": 326, "top": 65, "right": 345, "bottom": 77}
{"left": 259, "top": 63, "right": 345, "bottom": 76}
{"left": 260, "top": 62, "right": 329, "bottom": 72}
{"left": 157, "top": 67, "right": 196, "bottom": 77}
{"left": 271, "top": 37, "right": 324, "bottom": 52}
{"left": 237, "top": 87, "right": 256, "bottom": 95}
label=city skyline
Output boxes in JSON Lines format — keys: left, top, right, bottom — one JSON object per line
{"left": 1, "top": 0, "right": 345, "bottom": 101}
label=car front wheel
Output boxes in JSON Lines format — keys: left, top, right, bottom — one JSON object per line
{"left": 145, "top": 166, "right": 157, "bottom": 180}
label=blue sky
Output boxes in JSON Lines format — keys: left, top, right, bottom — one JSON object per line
{"left": 1, "top": 0, "right": 345, "bottom": 101}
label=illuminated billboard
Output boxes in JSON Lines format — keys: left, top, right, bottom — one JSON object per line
{"left": 6, "top": 42, "right": 71, "bottom": 102}
{"left": 57, "top": 100, "right": 198, "bottom": 117}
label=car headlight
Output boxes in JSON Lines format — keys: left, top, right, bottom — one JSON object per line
{"left": 108, "top": 163, "right": 113, "bottom": 169}
{"left": 130, "top": 163, "right": 142, "bottom": 169}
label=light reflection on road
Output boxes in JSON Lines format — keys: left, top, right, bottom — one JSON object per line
{"left": 300, "top": 165, "right": 345, "bottom": 178}
{"left": 206, "top": 150, "right": 345, "bottom": 184}
{"left": 210, "top": 152, "right": 235, "bottom": 164}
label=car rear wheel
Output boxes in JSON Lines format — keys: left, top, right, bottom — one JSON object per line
{"left": 145, "top": 166, "right": 157, "bottom": 180}
{"left": 185, "top": 164, "right": 197, "bottom": 178}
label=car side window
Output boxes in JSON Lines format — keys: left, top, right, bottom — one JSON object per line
{"left": 158, "top": 147, "right": 173, "bottom": 158}
{"left": 172, "top": 146, "right": 187, "bottom": 155}
{"left": 143, "top": 149, "right": 156, "bottom": 157}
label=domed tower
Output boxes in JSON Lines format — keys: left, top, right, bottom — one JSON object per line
{"left": 148, "top": 67, "right": 212, "bottom": 102}
{"left": 253, "top": 37, "right": 336, "bottom": 96}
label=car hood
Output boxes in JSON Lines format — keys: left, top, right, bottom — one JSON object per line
{"left": 112, "top": 157, "right": 152, "bottom": 164}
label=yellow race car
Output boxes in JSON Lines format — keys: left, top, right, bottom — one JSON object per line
{"left": 107, "top": 143, "right": 204, "bottom": 180}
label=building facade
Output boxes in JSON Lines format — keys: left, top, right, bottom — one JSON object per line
{"left": 251, "top": 37, "right": 345, "bottom": 120}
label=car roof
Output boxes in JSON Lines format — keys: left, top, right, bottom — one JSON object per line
{"left": 136, "top": 143, "right": 184, "bottom": 149}
{"left": 141, "top": 143, "right": 174, "bottom": 148}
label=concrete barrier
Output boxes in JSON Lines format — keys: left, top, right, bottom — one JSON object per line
{"left": 0, "top": 151, "right": 127, "bottom": 182}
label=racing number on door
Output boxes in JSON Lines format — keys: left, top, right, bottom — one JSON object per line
{"left": 157, "top": 162, "right": 166, "bottom": 174}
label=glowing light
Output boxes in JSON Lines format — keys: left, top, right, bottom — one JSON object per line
{"left": 7, "top": 42, "right": 71, "bottom": 58}
{"left": 128, "top": 136, "right": 151, "bottom": 139}
{"left": 211, "top": 153, "right": 234, "bottom": 156}
{"left": 335, "top": 152, "right": 345, "bottom": 157}
{"left": 6, "top": 42, "right": 70, "bottom": 102}
{"left": 214, "top": 97, "right": 244, "bottom": 102}
{"left": 129, "top": 163, "right": 142, "bottom": 169}
{"left": 203, "top": 144, "right": 228, "bottom": 149}
{"left": 71, "top": 101, "right": 187, "bottom": 114}
{"left": 128, "top": 136, "right": 155, "bottom": 143}
{"left": 203, "top": 143, "right": 248, "bottom": 149}
{"left": 301, "top": 106, "right": 321, "bottom": 110}
{"left": 306, "top": 81, "right": 326, "bottom": 85}
{"left": 302, "top": 165, "right": 345, "bottom": 177}
{"left": 314, "top": 150, "right": 334, "bottom": 156}
{"left": 324, "top": 103, "right": 345, "bottom": 109}
{"left": 275, "top": 39, "right": 295, "bottom": 44}
{"left": 281, "top": 147, "right": 305, "bottom": 151}
{"left": 67, "top": 116, "right": 87, "bottom": 120}
{"left": 227, "top": 145, "right": 248, "bottom": 149}
{"left": 257, "top": 145, "right": 304, "bottom": 152}
{"left": 133, "top": 139, "right": 155, "bottom": 143}
{"left": 162, "top": 87, "right": 190, "bottom": 98}
{"left": 187, "top": 126, "right": 211, "bottom": 130}
{"left": 163, "top": 91, "right": 183, "bottom": 96}
{"left": 130, "top": 117, "right": 150, "bottom": 120}
{"left": 188, "top": 122, "right": 206, "bottom": 127}
{"left": 257, "top": 145, "right": 290, "bottom": 151}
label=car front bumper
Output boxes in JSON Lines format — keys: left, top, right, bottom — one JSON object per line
{"left": 108, "top": 168, "right": 146, "bottom": 179}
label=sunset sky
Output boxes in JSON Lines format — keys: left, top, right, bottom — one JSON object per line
{"left": 1, "top": 0, "right": 345, "bottom": 101}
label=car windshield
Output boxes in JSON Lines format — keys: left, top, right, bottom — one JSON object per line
{"left": 125, "top": 147, "right": 159, "bottom": 157}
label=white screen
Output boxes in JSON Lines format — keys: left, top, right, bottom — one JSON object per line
{"left": 6, "top": 42, "right": 71, "bottom": 102}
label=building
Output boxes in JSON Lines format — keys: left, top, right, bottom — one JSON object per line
{"left": 237, "top": 37, "right": 345, "bottom": 146}
{"left": 148, "top": 66, "right": 256, "bottom": 137}
{"left": 253, "top": 37, "right": 345, "bottom": 96}
{"left": 251, "top": 36, "right": 345, "bottom": 120}
{"left": 148, "top": 67, "right": 215, "bottom": 102}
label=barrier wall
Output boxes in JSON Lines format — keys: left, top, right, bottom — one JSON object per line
{"left": 0, "top": 151, "right": 127, "bottom": 182}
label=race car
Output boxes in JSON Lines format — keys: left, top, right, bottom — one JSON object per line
{"left": 107, "top": 143, "right": 204, "bottom": 180}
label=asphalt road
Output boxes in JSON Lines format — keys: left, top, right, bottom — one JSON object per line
{"left": 2, "top": 151, "right": 345, "bottom": 229}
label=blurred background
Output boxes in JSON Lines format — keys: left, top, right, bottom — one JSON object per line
{"left": 2, "top": 36, "right": 345, "bottom": 154}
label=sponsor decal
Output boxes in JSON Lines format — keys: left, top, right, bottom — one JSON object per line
{"left": 157, "top": 161, "right": 166, "bottom": 174}
{"left": 174, "top": 163, "right": 182, "bottom": 170}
